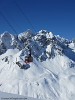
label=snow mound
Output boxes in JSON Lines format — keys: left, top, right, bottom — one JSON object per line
{"left": 0, "top": 91, "right": 44, "bottom": 100}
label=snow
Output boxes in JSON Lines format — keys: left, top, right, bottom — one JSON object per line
{"left": 0, "top": 91, "right": 44, "bottom": 100}
{"left": 46, "top": 32, "right": 54, "bottom": 39}
{"left": 0, "top": 30, "right": 75, "bottom": 100}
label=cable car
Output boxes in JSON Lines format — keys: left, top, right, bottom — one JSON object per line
{"left": 25, "top": 56, "right": 33, "bottom": 63}
{"left": 25, "top": 47, "right": 33, "bottom": 63}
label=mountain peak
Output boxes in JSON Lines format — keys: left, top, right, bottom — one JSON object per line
{"left": 1, "top": 31, "right": 10, "bottom": 37}
{"left": 39, "top": 30, "right": 48, "bottom": 33}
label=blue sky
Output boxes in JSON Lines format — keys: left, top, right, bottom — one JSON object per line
{"left": 0, "top": 0, "right": 75, "bottom": 40}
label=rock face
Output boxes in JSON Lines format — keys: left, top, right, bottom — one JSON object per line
{"left": 0, "top": 31, "right": 21, "bottom": 54}
{"left": 0, "top": 30, "right": 75, "bottom": 100}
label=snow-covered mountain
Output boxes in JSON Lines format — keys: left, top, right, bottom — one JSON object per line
{"left": 0, "top": 30, "right": 75, "bottom": 100}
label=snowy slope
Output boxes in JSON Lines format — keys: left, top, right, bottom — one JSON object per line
{"left": 0, "top": 30, "right": 75, "bottom": 100}
{"left": 0, "top": 91, "right": 44, "bottom": 100}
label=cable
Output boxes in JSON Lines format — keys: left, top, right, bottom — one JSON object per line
{"left": 14, "top": 0, "right": 36, "bottom": 32}
{"left": 0, "top": 11, "right": 18, "bottom": 34}
{"left": 0, "top": 4, "right": 23, "bottom": 32}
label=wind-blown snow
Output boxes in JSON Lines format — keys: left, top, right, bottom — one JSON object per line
{"left": 0, "top": 30, "right": 75, "bottom": 100}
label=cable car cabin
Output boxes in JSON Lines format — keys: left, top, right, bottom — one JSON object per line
{"left": 25, "top": 56, "right": 33, "bottom": 63}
